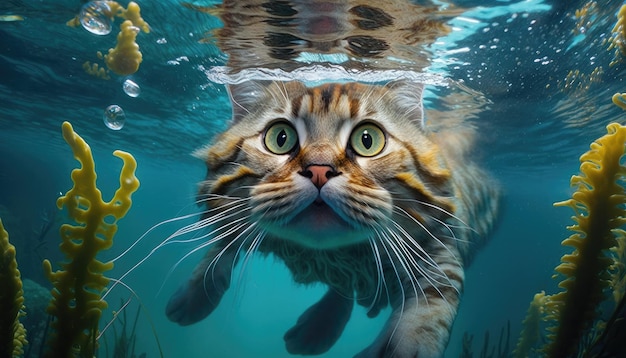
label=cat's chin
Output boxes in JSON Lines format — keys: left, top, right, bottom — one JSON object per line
{"left": 263, "top": 202, "right": 371, "bottom": 249}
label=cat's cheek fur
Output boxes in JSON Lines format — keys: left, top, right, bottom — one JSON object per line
{"left": 321, "top": 175, "right": 392, "bottom": 229}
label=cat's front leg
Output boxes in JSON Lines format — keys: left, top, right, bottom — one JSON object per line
{"left": 356, "top": 255, "right": 464, "bottom": 358}
{"left": 166, "top": 244, "right": 237, "bottom": 325}
{"left": 284, "top": 288, "right": 354, "bottom": 355}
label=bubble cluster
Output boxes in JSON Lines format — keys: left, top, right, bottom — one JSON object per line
{"left": 79, "top": 1, "right": 113, "bottom": 35}
{"left": 123, "top": 79, "right": 141, "bottom": 97}
{"left": 103, "top": 105, "right": 126, "bottom": 130}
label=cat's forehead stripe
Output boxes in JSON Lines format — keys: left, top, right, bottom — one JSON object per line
{"left": 291, "top": 96, "right": 302, "bottom": 118}
{"left": 289, "top": 83, "right": 364, "bottom": 120}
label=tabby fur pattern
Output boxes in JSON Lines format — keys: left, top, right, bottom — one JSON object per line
{"left": 165, "top": 80, "right": 499, "bottom": 357}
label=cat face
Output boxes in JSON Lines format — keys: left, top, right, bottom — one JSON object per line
{"left": 197, "top": 81, "right": 455, "bottom": 249}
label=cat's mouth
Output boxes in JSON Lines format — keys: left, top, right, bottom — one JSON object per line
{"left": 302, "top": 200, "right": 342, "bottom": 226}
{"left": 263, "top": 198, "right": 370, "bottom": 249}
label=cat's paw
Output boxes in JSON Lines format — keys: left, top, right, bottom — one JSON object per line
{"left": 354, "top": 335, "right": 388, "bottom": 358}
{"left": 165, "top": 279, "right": 225, "bottom": 326}
{"left": 284, "top": 289, "right": 354, "bottom": 355}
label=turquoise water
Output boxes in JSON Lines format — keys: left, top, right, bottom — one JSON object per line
{"left": 1, "top": 0, "right": 625, "bottom": 357}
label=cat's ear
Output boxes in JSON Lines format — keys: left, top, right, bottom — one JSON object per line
{"left": 385, "top": 80, "right": 426, "bottom": 127}
{"left": 227, "top": 80, "right": 270, "bottom": 122}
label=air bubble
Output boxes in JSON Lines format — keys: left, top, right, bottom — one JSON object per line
{"left": 103, "top": 105, "right": 126, "bottom": 130}
{"left": 79, "top": 1, "right": 113, "bottom": 35}
{"left": 123, "top": 79, "right": 141, "bottom": 97}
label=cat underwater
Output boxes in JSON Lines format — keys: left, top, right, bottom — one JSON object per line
{"left": 165, "top": 80, "right": 499, "bottom": 357}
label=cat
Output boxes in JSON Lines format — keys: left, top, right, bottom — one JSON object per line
{"left": 165, "top": 80, "right": 499, "bottom": 357}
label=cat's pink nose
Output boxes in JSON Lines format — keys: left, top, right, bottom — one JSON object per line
{"left": 302, "top": 165, "right": 338, "bottom": 189}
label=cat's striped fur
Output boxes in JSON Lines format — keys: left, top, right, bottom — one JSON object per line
{"left": 166, "top": 81, "right": 499, "bottom": 357}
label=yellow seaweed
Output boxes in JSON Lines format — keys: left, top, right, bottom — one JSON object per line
{"left": 513, "top": 291, "right": 546, "bottom": 358}
{"left": 0, "top": 219, "right": 27, "bottom": 358}
{"left": 608, "top": 4, "right": 626, "bottom": 66}
{"left": 612, "top": 92, "right": 626, "bottom": 110}
{"left": 43, "top": 121, "right": 139, "bottom": 357}
{"left": 543, "top": 122, "right": 626, "bottom": 357}
{"left": 104, "top": 19, "right": 143, "bottom": 76}
{"left": 82, "top": 61, "right": 111, "bottom": 80}
{"left": 68, "top": 1, "right": 149, "bottom": 78}
{"left": 107, "top": 1, "right": 150, "bottom": 34}
{"left": 102, "top": 1, "right": 150, "bottom": 76}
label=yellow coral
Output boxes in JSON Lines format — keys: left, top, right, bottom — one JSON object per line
{"left": 543, "top": 123, "right": 626, "bottom": 357}
{"left": 104, "top": 19, "right": 143, "bottom": 76}
{"left": 43, "top": 121, "right": 139, "bottom": 357}
{"left": 0, "top": 219, "right": 27, "bottom": 358}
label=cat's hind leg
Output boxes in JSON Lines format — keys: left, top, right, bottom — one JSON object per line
{"left": 284, "top": 288, "right": 354, "bottom": 355}
{"left": 166, "top": 245, "right": 237, "bottom": 325}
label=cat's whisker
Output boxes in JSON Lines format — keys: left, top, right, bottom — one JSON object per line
{"left": 393, "top": 197, "right": 476, "bottom": 234}
{"left": 171, "top": 201, "right": 251, "bottom": 238}
{"left": 388, "top": 229, "right": 456, "bottom": 310}
{"left": 390, "top": 211, "right": 452, "bottom": 263}
{"left": 155, "top": 218, "right": 254, "bottom": 296}
{"left": 195, "top": 193, "right": 246, "bottom": 205}
{"left": 393, "top": 206, "right": 462, "bottom": 269}
{"left": 98, "top": 289, "right": 133, "bottom": 339}
{"left": 429, "top": 216, "right": 471, "bottom": 246}
{"left": 387, "top": 220, "right": 441, "bottom": 273}
{"left": 385, "top": 226, "right": 448, "bottom": 288}
{"left": 202, "top": 222, "right": 261, "bottom": 300}
{"left": 386, "top": 226, "right": 460, "bottom": 310}
{"left": 110, "top": 197, "right": 244, "bottom": 264}
{"left": 156, "top": 217, "right": 255, "bottom": 296}
{"left": 392, "top": 204, "right": 471, "bottom": 250}
{"left": 276, "top": 81, "right": 290, "bottom": 103}
{"left": 229, "top": 89, "right": 252, "bottom": 118}
{"left": 365, "top": 234, "right": 388, "bottom": 317}
{"left": 387, "top": 218, "right": 458, "bottom": 291}
{"left": 100, "top": 277, "right": 145, "bottom": 319}
{"left": 380, "top": 229, "right": 424, "bottom": 308}
{"left": 109, "top": 202, "right": 251, "bottom": 297}
{"left": 231, "top": 229, "right": 267, "bottom": 305}
{"left": 374, "top": 230, "right": 420, "bottom": 357}
{"left": 169, "top": 208, "right": 253, "bottom": 247}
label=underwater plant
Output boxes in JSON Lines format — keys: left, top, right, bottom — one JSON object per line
{"left": 67, "top": 1, "right": 150, "bottom": 78}
{"left": 101, "top": 299, "right": 143, "bottom": 358}
{"left": 514, "top": 122, "right": 626, "bottom": 358}
{"left": 460, "top": 322, "right": 510, "bottom": 358}
{"left": 42, "top": 121, "right": 140, "bottom": 357}
{"left": 0, "top": 218, "right": 27, "bottom": 358}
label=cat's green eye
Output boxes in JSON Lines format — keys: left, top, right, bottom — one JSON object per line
{"left": 350, "top": 123, "right": 385, "bottom": 157}
{"left": 264, "top": 121, "right": 298, "bottom": 155}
